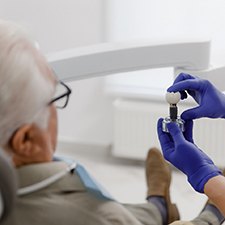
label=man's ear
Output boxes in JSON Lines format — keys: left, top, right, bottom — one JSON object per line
{"left": 10, "top": 124, "right": 34, "bottom": 157}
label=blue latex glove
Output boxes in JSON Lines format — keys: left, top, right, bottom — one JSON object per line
{"left": 167, "top": 73, "right": 225, "bottom": 120}
{"left": 157, "top": 118, "right": 221, "bottom": 193}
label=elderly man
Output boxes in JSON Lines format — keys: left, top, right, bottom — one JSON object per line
{"left": 0, "top": 20, "right": 223, "bottom": 225}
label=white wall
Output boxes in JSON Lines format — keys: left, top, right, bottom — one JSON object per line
{"left": 0, "top": 0, "right": 104, "bottom": 53}
{"left": 0, "top": 0, "right": 114, "bottom": 146}
{"left": 105, "top": 0, "right": 225, "bottom": 63}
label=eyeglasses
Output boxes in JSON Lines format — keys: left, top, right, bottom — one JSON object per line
{"left": 49, "top": 80, "right": 72, "bottom": 109}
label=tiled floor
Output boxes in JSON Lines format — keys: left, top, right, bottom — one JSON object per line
{"left": 57, "top": 146, "right": 208, "bottom": 221}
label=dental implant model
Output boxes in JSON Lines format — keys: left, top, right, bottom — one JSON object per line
{"left": 162, "top": 92, "right": 185, "bottom": 133}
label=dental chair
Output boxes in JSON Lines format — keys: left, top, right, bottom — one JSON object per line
{"left": 0, "top": 150, "right": 17, "bottom": 223}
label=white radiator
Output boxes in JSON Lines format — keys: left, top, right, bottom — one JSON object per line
{"left": 112, "top": 98, "right": 225, "bottom": 168}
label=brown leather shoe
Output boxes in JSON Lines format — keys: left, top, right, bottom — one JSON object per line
{"left": 146, "top": 147, "right": 180, "bottom": 224}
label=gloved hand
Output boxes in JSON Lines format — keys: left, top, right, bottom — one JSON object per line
{"left": 167, "top": 73, "right": 225, "bottom": 120}
{"left": 157, "top": 118, "right": 221, "bottom": 193}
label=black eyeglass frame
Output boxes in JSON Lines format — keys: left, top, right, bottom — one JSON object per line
{"left": 48, "top": 80, "right": 72, "bottom": 109}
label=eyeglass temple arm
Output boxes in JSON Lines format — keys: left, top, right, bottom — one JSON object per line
{"left": 47, "top": 39, "right": 225, "bottom": 91}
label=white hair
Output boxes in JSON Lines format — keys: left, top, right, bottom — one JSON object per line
{"left": 0, "top": 20, "right": 55, "bottom": 146}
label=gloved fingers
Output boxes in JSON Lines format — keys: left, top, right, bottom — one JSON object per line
{"left": 179, "top": 90, "right": 187, "bottom": 100}
{"left": 167, "top": 122, "right": 185, "bottom": 144}
{"left": 181, "top": 106, "right": 203, "bottom": 120}
{"left": 167, "top": 79, "right": 202, "bottom": 93}
{"left": 172, "top": 73, "right": 196, "bottom": 100}
{"left": 183, "top": 120, "right": 194, "bottom": 143}
{"left": 157, "top": 118, "right": 174, "bottom": 151}
{"left": 173, "top": 73, "right": 196, "bottom": 84}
